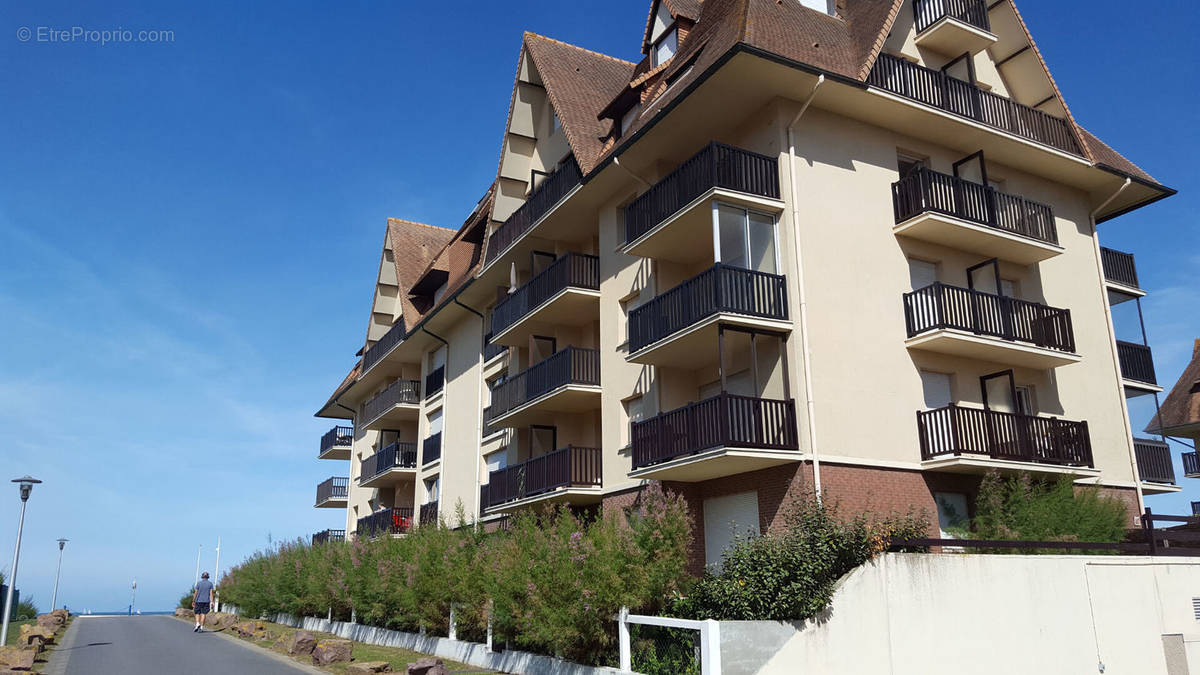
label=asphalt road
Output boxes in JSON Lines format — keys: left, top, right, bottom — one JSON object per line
{"left": 51, "top": 615, "right": 318, "bottom": 675}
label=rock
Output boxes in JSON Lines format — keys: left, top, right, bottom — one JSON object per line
{"left": 232, "top": 621, "right": 267, "bottom": 638}
{"left": 406, "top": 657, "right": 449, "bottom": 675}
{"left": 312, "top": 639, "right": 353, "bottom": 666}
{"left": 174, "top": 608, "right": 194, "bottom": 619}
{"left": 17, "top": 624, "right": 54, "bottom": 647}
{"left": 208, "top": 613, "right": 238, "bottom": 631}
{"left": 346, "top": 662, "right": 392, "bottom": 674}
{"left": 0, "top": 646, "right": 36, "bottom": 671}
{"left": 35, "top": 611, "right": 66, "bottom": 630}
{"left": 286, "top": 630, "right": 317, "bottom": 656}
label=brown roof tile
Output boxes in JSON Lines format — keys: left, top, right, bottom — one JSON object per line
{"left": 1145, "top": 340, "right": 1200, "bottom": 438}
{"left": 386, "top": 218, "right": 456, "bottom": 336}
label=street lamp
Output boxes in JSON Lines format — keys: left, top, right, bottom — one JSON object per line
{"left": 1, "top": 476, "right": 42, "bottom": 646}
{"left": 51, "top": 538, "right": 68, "bottom": 611}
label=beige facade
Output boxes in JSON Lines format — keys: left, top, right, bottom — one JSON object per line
{"left": 313, "top": 0, "right": 1175, "bottom": 557}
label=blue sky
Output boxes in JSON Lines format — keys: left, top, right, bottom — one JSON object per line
{"left": 0, "top": 1, "right": 1195, "bottom": 611}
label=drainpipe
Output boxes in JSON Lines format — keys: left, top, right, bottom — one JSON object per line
{"left": 613, "top": 156, "right": 653, "bottom": 189}
{"left": 422, "top": 327, "right": 450, "bottom": 522}
{"left": 786, "top": 75, "right": 825, "bottom": 501}
{"left": 1088, "top": 178, "right": 1144, "bottom": 515}
{"left": 454, "top": 298, "right": 488, "bottom": 528}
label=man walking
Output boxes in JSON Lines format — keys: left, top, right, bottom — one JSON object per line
{"left": 192, "top": 572, "right": 214, "bottom": 632}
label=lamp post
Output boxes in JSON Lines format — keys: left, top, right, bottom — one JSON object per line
{"left": 213, "top": 538, "right": 221, "bottom": 613}
{"left": 51, "top": 538, "right": 68, "bottom": 611}
{"left": 130, "top": 579, "right": 137, "bottom": 616}
{"left": 1, "top": 476, "right": 42, "bottom": 646}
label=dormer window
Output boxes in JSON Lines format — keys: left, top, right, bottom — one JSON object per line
{"left": 651, "top": 27, "right": 678, "bottom": 67}
{"left": 551, "top": 110, "right": 561, "bottom": 133}
{"left": 620, "top": 103, "right": 642, "bottom": 136}
{"left": 799, "top": 0, "right": 835, "bottom": 15}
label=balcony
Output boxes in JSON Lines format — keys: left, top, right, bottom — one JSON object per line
{"left": 356, "top": 507, "right": 414, "bottom": 539}
{"left": 622, "top": 143, "right": 782, "bottom": 262}
{"left": 423, "top": 432, "right": 442, "bottom": 465}
{"left": 363, "top": 320, "right": 406, "bottom": 374}
{"left": 360, "top": 378, "right": 421, "bottom": 430}
{"left": 1184, "top": 452, "right": 1200, "bottom": 479}
{"left": 483, "top": 446, "right": 602, "bottom": 512}
{"left": 490, "top": 253, "right": 600, "bottom": 347}
{"left": 1100, "top": 247, "right": 1144, "bottom": 303}
{"left": 485, "top": 158, "right": 582, "bottom": 265}
{"left": 319, "top": 425, "right": 354, "bottom": 460}
{"left": 891, "top": 167, "right": 1062, "bottom": 264}
{"left": 358, "top": 442, "right": 418, "bottom": 488}
{"left": 912, "top": 0, "right": 996, "bottom": 56}
{"left": 425, "top": 366, "right": 445, "bottom": 399}
{"left": 485, "top": 347, "right": 601, "bottom": 428}
{"left": 483, "top": 331, "right": 508, "bottom": 363}
{"left": 628, "top": 264, "right": 790, "bottom": 367}
{"left": 1117, "top": 341, "right": 1161, "bottom": 397}
{"left": 314, "top": 476, "right": 349, "bottom": 508}
{"left": 1135, "top": 438, "right": 1175, "bottom": 486}
{"left": 312, "top": 529, "right": 345, "bottom": 546}
{"left": 867, "top": 54, "right": 1083, "bottom": 157}
{"left": 630, "top": 393, "right": 800, "bottom": 481}
{"left": 419, "top": 501, "right": 439, "bottom": 527}
{"left": 917, "top": 405, "right": 1094, "bottom": 475}
{"left": 904, "top": 283, "right": 1080, "bottom": 369}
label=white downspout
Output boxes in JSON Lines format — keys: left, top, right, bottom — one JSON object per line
{"left": 786, "top": 75, "right": 825, "bottom": 500}
{"left": 1088, "top": 178, "right": 1145, "bottom": 515}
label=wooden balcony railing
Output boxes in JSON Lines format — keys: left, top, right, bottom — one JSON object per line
{"left": 624, "top": 142, "right": 780, "bottom": 245}
{"left": 914, "top": 0, "right": 990, "bottom": 34}
{"left": 359, "top": 442, "right": 418, "bottom": 483}
{"left": 425, "top": 365, "right": 445, "bottom": 399}
{"left": 360, "top": 379, "right": 421, "bottom": 427}
{"left": 628, "top": 264, "right": 789, "bottom": 354}
{"left": 632, "top": 393, "right": 799, "bottom": 470}
{"left": 1117, "top": 341, "right": 1157, "bottom": 385}
{"left": 917, "top": 404, "right": 1093, "bottom": 467}
{"left": 1100, "top": 247, "right": 1140, "bottom": 289}
{"left": 363, "top": 320, "right": 406, "bottom": 373}
{"left": 357, "top": 507, "right": 414, "bottom": 538}
{"left": 320, "top": 425, "right": 354, "bottom": 456}
{"left": 486, "top": 347, "right": 600, "bottom": 422}
{"left": 422, "top": 432, "right": 442, "bottom": 465}
{"left": 483, "top": 331, "right": 508, "bottom": 362}
{"left": 491, "top": 253, "right": 600, "bottom": 337}
{"left": 481, "top": 406, "right": 503, "bottom": 439}
{"left": 311, "top": 529, "right": 345, "bottom": 546}
{"left": 315, "top": 476, "right": 349, "bottom": 505}
{"left": 904, "top": 282, "right": 1075, "bottom": 353}
{"left": 419, "top": 502, "right": 439, "bottom": 527}
{"left": 867, "top": 53, "right": 1083, "bottom": 156}
{"left": 484, "top": 446, "right": 601, "bottom": 509}
{"left": 1183, "top": 452, "right": 1200, "bottom": 479}
{"left": 485, "top": 158, "right": 582, "bottom": 263}
{"left": 892, "top": 166, "right": 1057, "bottom": 244}
{"left": 1135, "top": 439, "right": 1175, "bottom": 485}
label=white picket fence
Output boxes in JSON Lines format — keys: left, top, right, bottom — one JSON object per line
{"left": 616, "top": 607, "right": 722, "bottom": 675}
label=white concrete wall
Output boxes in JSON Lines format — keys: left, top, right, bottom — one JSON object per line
{"left": 759, "top": 553, "right": 1200, "bottom": 675}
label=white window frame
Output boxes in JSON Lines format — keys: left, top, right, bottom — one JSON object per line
{"left": 711, "top": 202, "right": 781, "bottom": 274}
{"left": 651, "top": 26, "right": 678, "bottom": 67}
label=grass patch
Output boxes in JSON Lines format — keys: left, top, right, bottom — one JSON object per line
{"left": 4, "top": 620, "right": 35, "bottom": 647}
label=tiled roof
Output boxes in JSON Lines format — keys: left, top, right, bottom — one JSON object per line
{"left": 1145, "top": 340, "right": 1200, "bottom": 437}
{"left": 386, "top": 218, "right": 456, "bottom": 337}
{"left": 317, "top": 360, "right": 362, "bottom": 417}
{"left": 642, "top": 0, "right": 704, "bottom": 53}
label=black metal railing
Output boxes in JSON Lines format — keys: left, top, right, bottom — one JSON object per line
{"left": 624, "top": 142, "right": 781, "bottom": 245}
{"left": 483, "top": 331, "right": 508, "bottom": 362}
{"left": 892, "top": 166, "right": 1057, "bottom": 244}
{"left": 484, "top": 446, "right": 602, "bottom": 509}
{"left": 1134, "top": 439, "right": 1175, "bottom": 484}
{"left": 361, "top": 379, "right": 421, "bottom": 427}
{"left": 486, "top": 347, "right": 600, "bottom": 422}
{"left": 868, "top": 54, "right": 1082, "bottom": 156}
{"left": 315, "top": 476, "right": 349, "bottom": 505}
{"left": 356, "top": 507, "right": 414, "bottom": 538}
{"left": 419, "top": 501, "right": 439, "bottom": 527}
{"left": 359, "top": 442, "right": 418, "bottom": 483}
{"left": 628, "top": 264, "right": 789, "bottom": 354}
{"left": 917, "top": 405, "right": 1093, "bottom": 466}
{"left": 1184, "top": 452, "right": 1200, "bottom": 479}
{"left": 485, "top": 158, "right": 583, "bottom": 263}
{"left": 1192, "top": 500, "right": 1200, "bottom": 516}
{"left": 491, "top": 253, "right": 600, "bottom": 337}
{"left": 904, "top": 282, "right": 1075, "bottom": 352}
{"left": 914, "top": 0, "right": 990, "bottom": 34}
{"left": 422, "top": 432, "right": 442, "bottom": 465}
{"left": 1117, "top": 341, "right": 1157, "bottom": 385}
{"left": 425, "top": 366, "right": 445, "bottom": 398}
{"left": 481, "top": 406, "right": 503, "bottom": 438}
{"left": 1100, "top": 247, "right": 1140, "bottom": 289}
{"left": 319, "top": 425, "right": 354, "bottom": 456}
{"left": 363, "top": 320, "right": 406, "bottom": 373}
{"left": 479, "top": 484, "right": 490, "bottom": 518}
{"left": 311, "top": 529, "right": 345, "bottom": 546}
{"left": 632, "top": 393, "right": 799, "bottom": 470}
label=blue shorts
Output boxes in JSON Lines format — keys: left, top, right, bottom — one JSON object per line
{"left": 194, "top": 602, "right": 210, "bottom": 615}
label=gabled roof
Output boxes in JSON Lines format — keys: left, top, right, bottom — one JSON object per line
{"left": 315, "top": 360, "right": 362, "bottom": 419}
{"left": 642, "top": 0, "right": 704, "bottom": 53}
{"left": 1145, "top": 340, "right": 1200, "bottom": 439}
{"left": 386, "top": 218, "right": 456, "bottom": 340}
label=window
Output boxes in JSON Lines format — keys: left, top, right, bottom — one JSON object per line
{"left": 934, "top": 493, "right": 969, "bottom": 539}
{"left": 620, "top": 103, "right": 642, "bottom": 136}
{"left": 897, "top": 153, "right": 926, "bottom": 179}
{"left": 920, "top": 371, "right": 953, "bottom": 409}
{"left": 551, "top": 109, "right": 561, "bottom": 132}
{"left": 530, "top": 425, "right": 557, "bottom": 457}
{"left": 433, "top": 282, "right": 448, "bottom": 304}
{"left": 427, "top": 408, "right": 443, "bottom": 437}
{"left": 651, "top": 27, "right": 677, "bottom": 67}
{"left": 1000, "top": 278, "right": 1018, "bottom": 298}
{"left": 485, "top": 450, "right": 507, "bottom": 480}
{"left": 799, "top": 0, "right": 836, "bottom": 15}
{"left": 908, "top": 258, "right": 938, "bottom": 291}
{"left": 621, "top": 395, "right": 644, "bottom": 447}
{"left": 715, "top": 204, "right": 777, "bottom": 274}
{"left": 424, "top": 476, "right": 440, "bottom": 503}
{"left": 618, "top": 291, "right": 643, "bottom": 348}
{"left": 1014, "top": 386, "right": 1034, "bottom": 416}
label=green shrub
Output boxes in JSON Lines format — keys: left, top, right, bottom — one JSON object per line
{"left": 969, "top": 471, "right": 1127, "bottom": 550}
{"left": 14, "top": 598, "right": 37, "bottom": 621}
{"left": 674, "top": 493, "right": 928, "bottom": 622}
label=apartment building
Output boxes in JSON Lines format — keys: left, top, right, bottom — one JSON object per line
{"left": 312, "top": 0, "right": 1178, "bottom": 567}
